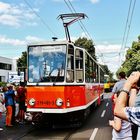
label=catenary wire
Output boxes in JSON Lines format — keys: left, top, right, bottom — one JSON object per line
{"left": 119, "top": 0, "right": 137, "bottom": 65}
{"left": 64, "top": 0, "right": 105, "bottom": 64}
{"left": 123, "top": 0, "right": 136, "bottom": 49}
{"left": 23, "top": 0, "right": 57, "bottom": 38}
{"left": 120, "top": 0, "right": 133, "bottom": 52}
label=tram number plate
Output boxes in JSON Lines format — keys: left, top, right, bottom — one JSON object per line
{"left": 37, "top": 100, "right": 55, "bottom": 106}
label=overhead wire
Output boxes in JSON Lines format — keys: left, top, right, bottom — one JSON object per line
{"left": 120, "top": 0, "right": 132, "bottom": 52}
{"left": 64, "top": 0, "right": 106, "bottom": 64}
{"left": 119, "top": 0, "right": 137, "bottom": 66}
{"left": 66, "top": 0, "right": 92, "bottom": 39}
{"left": 23, "top": 0, "right": 57, "bottom": 38}
{"left": 123, "top": 0, "right": 136, "bottom": 49}
{"left": 63, "top": 0, "right": 89, "bottom": 39}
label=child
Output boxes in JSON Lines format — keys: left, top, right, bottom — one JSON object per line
{"left": 109, "top": 93, "right": 132, "bottom": 140}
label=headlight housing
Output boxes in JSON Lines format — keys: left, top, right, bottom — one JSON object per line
{"left": 29, "top": 98, "right": 36, "bottom": 106}
{"left": 56, "top": 98, "right": 63, "bottom": 107}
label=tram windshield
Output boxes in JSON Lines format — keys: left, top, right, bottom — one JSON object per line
{"left": 28, "top": 45, "right": 66, "bottom": 83}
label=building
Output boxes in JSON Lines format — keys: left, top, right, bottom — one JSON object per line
{"left": 0, "top": 56, "right": 17, "bottom": 82}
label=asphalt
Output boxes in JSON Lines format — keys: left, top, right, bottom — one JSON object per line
{"left": 0, "top": 92, "right": 113, "bottom": 140}
{"left": 0, "top": 113, "right": 33, "bottom": 140}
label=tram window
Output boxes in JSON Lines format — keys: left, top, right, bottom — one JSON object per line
{"left": 67, "top": 70, "right": 74, "bottom": 82}
{"left": 68, "top": 45, "right": 74, "bottom": 54}
{"left": 100, "top": 69, "right": 104, "bottom": 83}
{"left": 67, "top": 55, "right": 74, "bottom": 69}
{"left": 76, "top": 60, "right": 83, "bottom": 69}
{"left": 96, "top": 65, "right": 99, "bottom": 82}
{"left": 85, "top": 53, "right": 90, "bottom": 83}
{"left": 66, "top": 45, "right": 74, "bottom": 82}
{"left": 75, "top": 49, "right": 83, "bottom": 83}
{"left": 92, "top": 62, "right": 97, "bottom": 83}
{"left": 28, "top": 45, "right": 66, "bottom": 83}
{"left": 89, "top": 58, "right": 93, "bottom": 83}
{"left": 85, "top": 52, "right": 98, "bottom": 83}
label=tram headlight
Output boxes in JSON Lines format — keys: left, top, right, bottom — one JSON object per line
{"left": 56, "top": 98, "right": 63, "bottom": 107}
{"left": 29, "top": 98, "right": 36, "bottom": 106}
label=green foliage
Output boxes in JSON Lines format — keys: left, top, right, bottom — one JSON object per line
{"left": 117, "top": 35, "right": 140, "bottom": 76}
{"left": 138, "top": 35, "right": 140, "bottom": 42}
{"left": 100, "top": 64, "right": 109, "bottom": 74}
{"left": 0, "top": 82, "right": 7, "bottom": 87}
{"left": 74, "top": 37, "right": 113, "bottom": 80}
{"left": 74, "top": 37, "right": 96, "bottom": 60}
{"left": 17, "top": 51, "right": 27, "bottom": 69}
{"left": 100, "top": 64, "right": 114, "bottom": 82}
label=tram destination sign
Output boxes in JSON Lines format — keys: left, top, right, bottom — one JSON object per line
{"left": 42, "top": 45, "right": 65, "bottom": 52}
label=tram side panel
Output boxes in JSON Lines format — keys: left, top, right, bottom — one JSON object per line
{"left": 85, "top": 84, "right": 104, "bottom": 107}
{"left": 26, "top": 85, "right": 86, "bottom": 113}
{"left": 27, "top": 86, "right": 103, "bottom": 113}
{"left": 26, "top": 84, "right": 103, "bottom": 113}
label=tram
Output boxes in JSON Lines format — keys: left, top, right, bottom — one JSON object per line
{"left": 26, "top": 13, "right": 105, "bottom": 124}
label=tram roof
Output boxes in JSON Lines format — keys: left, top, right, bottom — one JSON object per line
{"left": 27, "top": 40, "right": 74, "bottom": 46}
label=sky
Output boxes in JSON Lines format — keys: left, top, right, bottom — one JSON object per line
{"left": 0, "top": 0, "right": 139, "bottom": 74}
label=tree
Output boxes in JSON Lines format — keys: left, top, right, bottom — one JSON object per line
{"left": 101, "top": 64, "right": 114, "bottom": 82}
{"left": 138, "top": 35, "right": 140, "bottom": 42}
{"left": 17, "top": 51, "right": 27, "bottom": 69}
{"left": 117, "top": 35, "right": 140, "bottom": 77}
{"left": 74, "top": 37, "right": 96, "bottom": 60}
{"left": 74, "top": 37, "right": 113, "bottom": 80}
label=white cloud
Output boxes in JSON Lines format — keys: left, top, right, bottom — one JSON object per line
{"left": 0, "top": 2, "right": 38, "bottom": 27}
{"left": 25, "top": 35, "right": 44, "bottom": 43}
{"left": 0, "top": 14, "right": 20, "bottom": 27}
{"left": 95, "top": 43, "right": 122, "bottom": 73}
{"left": 0, "top": 35, "right": 45, "bottom": 46}
{"left": 95, "top": 43, "right": 121, "bottom": 54}
{"left": 0, "top": 35, "right": 25, "bottom": 46}
{"left": 90, "top": 0, "right": 100, "bottom": 4}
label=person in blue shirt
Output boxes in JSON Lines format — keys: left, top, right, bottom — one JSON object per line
{"left": 111, "top": 71, "right": 126, "bottom": 113}
{"left": 114, "top": 71, "right": 140, "bottom": 140}
{"left": 4, "top": 84, "right": 15, "bottom": 126}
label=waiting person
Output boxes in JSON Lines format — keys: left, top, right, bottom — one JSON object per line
{"left": 11, "top": 84, "right": 16, "bottom": 125}
{"left": 114, "top": 71, "right": 140, "bottom": 140}
{"left": 17, "top": 83, "right": 26, "bottom": 124}
{"left": 111, "top": 71, "right": 126, "bottom": 113}
{"left": 109, "top": 92, "right": 132, "bottom": 140}
{"left": 128, "top": 85, "right": 139, "bottom": 140}
{"left": 4, "top": 84, "right": 15, "bottom": 127}
{"left": 0, "top": 92, "right": 5, "bottom": 131}
{"left": 15, "top": 89, "right": 19, "bottom": 123}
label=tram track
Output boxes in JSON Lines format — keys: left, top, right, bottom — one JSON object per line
{"left": 13, "top": 122, "right": 80, "bottom": 140}
{"left": 14, "top": 125, "right": 36, "bottom": 140}
{"left": 64, "top": 128, "right": 78, "bottom": 140}
{"left": 0, "top": 94, "right": 113, "bottom": 140}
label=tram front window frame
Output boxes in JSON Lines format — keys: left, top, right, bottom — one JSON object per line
{"left": 28, "top": 44, "right": 66, "bottom": 83}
